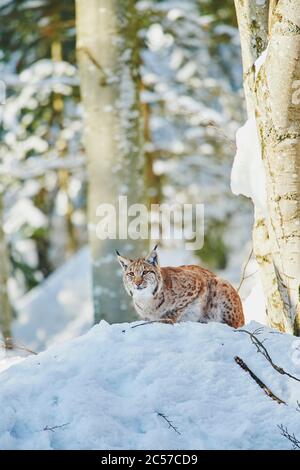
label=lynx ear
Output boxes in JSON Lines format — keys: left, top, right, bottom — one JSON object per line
{"left": 145, "top": 244, "right": 159, "bottom": 266}
{"left": 116, "top": 250, "right": 131, "bottom": 270}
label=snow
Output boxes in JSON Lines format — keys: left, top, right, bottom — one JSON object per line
{"left": 255, "top": 47, "right": 268, "bottom": 79}
{"left": 0, "top": 320, "right": 300, "bottom": 449}
{"left": 13, "top": 247, "right": 93, "bottom": 352}
{"left": 231, "top": 116, "right": 267, "bottom": 216}
{"left": 0, "top": 353, "right": 24, "bottom": 374}
{"left": 243, "top": 277, "right": 266, "bottom": 325}
{"left": 4, "top": 198, "right": 47, "bottom": 235}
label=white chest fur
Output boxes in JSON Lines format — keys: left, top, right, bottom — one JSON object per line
{"left": 132, "top": 287, "right": 156, "bottom": 318}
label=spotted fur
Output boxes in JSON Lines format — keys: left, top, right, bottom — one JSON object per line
{"left": 117, "top": 246, "right": 244, "bottom": 328}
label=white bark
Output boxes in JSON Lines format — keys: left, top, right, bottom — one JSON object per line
{"left": 234, "top": 0, "right": 269, "bottom": 114}
{"left": 255, "top": 0, "right": 300, "bottom": 333}
{"left": 235, "top": 0, "right": 300, "bottom": 334}
{"left": 76, "top": 0, "right": 147, "bottom": 323}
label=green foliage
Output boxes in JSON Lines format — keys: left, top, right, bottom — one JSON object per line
{"left": 200, "top": 0, "right": 237, "bottom": 27}
{"left": 196, "top": 219, "right": 229, "bottom": 270}
{"left": 0, "top": 0, "right": 76, "bottom": 70}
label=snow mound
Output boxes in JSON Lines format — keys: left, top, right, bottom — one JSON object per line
{"left": 1, "top": 321, "right": 300, "bottom": 450}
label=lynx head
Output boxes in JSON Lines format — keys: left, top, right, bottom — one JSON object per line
{"left": 116, "top": 245, "right": 162, "bottom": 298}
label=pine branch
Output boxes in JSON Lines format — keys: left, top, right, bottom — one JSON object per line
{"left": 237, "top": 328, "right": 300, "bottom": 383}
{"left": 234, "top": 356, "right": 286, "bottom": 405}
{"left": 156, "top": 412, "right": 181, "bottom": 435}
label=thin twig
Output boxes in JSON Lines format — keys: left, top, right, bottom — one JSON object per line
{"left": 77, "top": 46, "right": 107, "bottom": 84}
{"left": 0, "top": 337, "right": 14, "bottom": 350}
{"left": 156, "top": 412, "right": 181, "bottom": 435}
{"left": 241, "top": 270, "right": 259, "bottom": 282}
{"left": 237, "top": 328, "right": 300, "bottom": 383}
{"left": 234, "top": 356, "right": 286, "bottom": 405}
{"left": 278, "top": 424, "right": 300, "bottom": 450}
{"left": 122, "top": 319, "right": 172, "bottom": 333}
{"left": 237, "top": 249, "right": 254, "bottom": 292}
{"left": 122, "top": 320, "right": 159, "bottom": 333}
{"left": 0, "top": 339, "right": 37, "bottom": 355}
{"left": 43, "top": 423, "right": 70, "bottom": 433}
{"left": 206, "top": 122, "right": 236, "bottom": 150}
{"left": 131, "top": 320, "right": 160, "bottom": 329}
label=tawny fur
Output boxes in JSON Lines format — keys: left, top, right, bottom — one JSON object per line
{"left": 117, "top": 246, "right": 244, "bottom": 328}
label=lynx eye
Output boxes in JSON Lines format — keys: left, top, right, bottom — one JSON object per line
{"left": 142, "top": 270, "right": 150, "bottom": 275}
{"left": 128, "top": 272, "right": 134, "bottom": 277}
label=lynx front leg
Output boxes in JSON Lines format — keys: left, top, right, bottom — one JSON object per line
{"left": 159, "top": 309, "right": 184, "bottom": 324}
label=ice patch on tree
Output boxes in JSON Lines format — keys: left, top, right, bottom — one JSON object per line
{"left": 231, "top": 116, "right": 267, "bottom": 216}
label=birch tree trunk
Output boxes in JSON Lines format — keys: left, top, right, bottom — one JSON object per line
{"left": 235, "top": 0, "right": 300, "bottom": 334}
{"left": 76, "top": 0, "right": 147, "bottom": 323}
{"left": 0, "top": 193, "right": 12, "bottom": 347}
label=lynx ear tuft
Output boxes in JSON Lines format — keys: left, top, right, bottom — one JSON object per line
{"left": 116, "top": 251, "right": 130, "bottom": 270}
{"left": 146, "top": 245, "right": 159, "bottom": 266}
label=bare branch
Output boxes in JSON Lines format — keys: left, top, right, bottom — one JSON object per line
{"left": 237, "top": 248, "right": 254, "bottom": 292}
{"left": 122, "top": 320, "right": 161, "bottom": 333}
{"left": 131, "top": 320, "right": 160, "bottom": 329}
{"left": 156, "top": 412, "right": 181, "bottom": 435}
{"left": 43, "top": 423, "right": 70, "bottom": 433}
{"left": 122, "top": 319, "right": 176, "bottom": 333}
{"left": 76, "top": 46, "right": 108, "bottom": 86}
{"left": 237, "top": 328, "right": 300, "bottom": 383}
{"left": 278, "top": 424, "right": 300, "bottom": 450}
{"left": 206, "top": 121, "right": 236, "bottom": 150}
{"left": 0, "top": 338, "right": 37, "bottom": 356}
{"left": 235, "top": 356, "right": 286, "bottom": 404}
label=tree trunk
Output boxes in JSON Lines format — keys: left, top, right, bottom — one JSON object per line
{"left": 142, "top": 96, "right": 162, "bottom": 207}
{"left": 234, "top": 0, "right": 269, "bottom": 115}
{"left": 0, "top": 194, "right": 12, "bottom": 347}
{"left": 51, "top": 38, "right": 78, "bottom": 257}
{"left": 76, "top": 0, "right": 147, "bottom": 323}
{"left": 235, "top": 0, "right": 300, "bottom": 334}
{"left": 255, "top": 0, "right": 300, "bottom": 333}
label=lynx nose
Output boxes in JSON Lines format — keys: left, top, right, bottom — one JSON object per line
{"left": 135, "top": 277, "right": 143, "bottom": 286}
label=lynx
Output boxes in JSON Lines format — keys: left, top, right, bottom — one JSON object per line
{"left": 117, "top": 245, "right": 244, "bottom": 328}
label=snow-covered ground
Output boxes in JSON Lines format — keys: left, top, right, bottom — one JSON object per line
{"left": 0, "top": 320, "right": 300, "bottom": 450}
{"left": 13, "top": 247, "right": 93, "bottom": 352}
